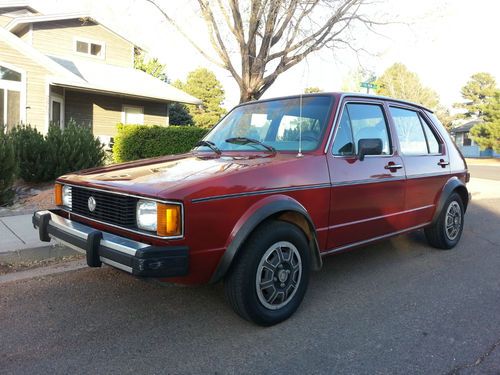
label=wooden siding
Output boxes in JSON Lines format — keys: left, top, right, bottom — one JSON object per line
{"left": 31, "top": 19, "right": 134, "bottom": 67}
{"left": 64, "top": 90, "right": 169, "bottom": 137}
{"left": 0, "top": 40, "right": 50, "bottom": 132}
{"left": 16, "top": 25, "right": 31, "bottom": 44}
{"left": 0, "top": 15, "right": 13, "bottom": 27}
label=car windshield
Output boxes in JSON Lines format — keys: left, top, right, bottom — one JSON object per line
{"left": 196, "top": 96, "right": 333, "bottom": 153}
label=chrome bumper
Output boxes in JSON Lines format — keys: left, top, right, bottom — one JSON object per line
{"left": 32, "top": 210, "right": 189, "bottom": 278}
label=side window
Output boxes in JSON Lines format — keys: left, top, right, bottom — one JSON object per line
{"left": 347, "top": 103, "right": 391, "bottom": 155}
{"left": 332, "top": 110, "right": 354, "bottom": 155}
{"left": 390, "top": 107, "right": 428, "bottom": 155}
{"left": 419, "top": 115, "right": 441, "bottom": 153}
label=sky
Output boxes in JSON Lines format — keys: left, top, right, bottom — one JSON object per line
{"left": 10, "top": 0, "right": 500, "bottom": 109}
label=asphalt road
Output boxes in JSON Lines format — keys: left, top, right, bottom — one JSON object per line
{"left": 1, "top": 198, "right": 500, "bottom": 375}
{"left": 468, "top": 164, "right": 500, "bottom": 181}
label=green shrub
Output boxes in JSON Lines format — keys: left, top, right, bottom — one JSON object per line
{"left": 10, "top": 124, "right": 50, "bottom": 182}
{"left": 0, "top": 127, "right": 17, "bottom": 205}
{"left": 46, "top": 121, "right": 105, "bottom": 177}
{"left": 11, "top": 123, "right": 105, "bottom": 183}
{"left": 113, "top": 124, "right": 208, "bottom": 162}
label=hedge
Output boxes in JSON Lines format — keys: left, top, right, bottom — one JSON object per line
{"left": 113, "top": 124, "right": 208, "bottom": 163}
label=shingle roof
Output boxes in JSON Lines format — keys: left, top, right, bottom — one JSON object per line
{"left": 48, "top": 56, "right": 201, "bottom": 105}
{"left": 450, "top": 120, "right": 482, "bottom": 133}
{"left": 0, "top": 27, "right": 200, "bottom": 105}
{"left": 5, "top": 13, "right": 147, "bottom": 52}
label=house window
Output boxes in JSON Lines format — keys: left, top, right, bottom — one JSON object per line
{"left": 0, "top": 64, "right": 24, "bottom": 130}
{"left": 75, "top": 39, "right": 104, "bottom": 58}
{"left": 122, "top": 105, "right": 144, "bottom": 124}
{"left": 463, "top": 132, "right": 472, "bottom": 146}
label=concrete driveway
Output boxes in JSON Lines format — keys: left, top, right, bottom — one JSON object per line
{"left": 1, "top": 181, "right": 499, "bottom": 374}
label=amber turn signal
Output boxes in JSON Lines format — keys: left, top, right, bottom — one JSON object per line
{"left": 54, "top": 183, "right": 63, "bottom": 206}
{"left": 157, "top": 203, "right": 181, "bottom": 237}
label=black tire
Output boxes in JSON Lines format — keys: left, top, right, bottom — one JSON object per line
{"left": 224, "top": 220, "right": 311, "bottom": 326}
{"left": 425, "top": 192, "right": 464, "bottom": 249}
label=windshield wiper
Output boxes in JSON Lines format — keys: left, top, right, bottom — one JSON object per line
{"left": 225, "top": 137, "right": 276, "bottom": 154}
{"left": 195, "top": 140, "right": 221, "bottom": 155}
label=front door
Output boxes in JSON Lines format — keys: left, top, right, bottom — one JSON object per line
{"left": 50, "top": 95, "right": 64, "bottom": 127}
{"left": 387, "top": 105, "right": 450, "bottom": 227}
{"left": 326, "top": 100, "right": 406, "bottom": 251}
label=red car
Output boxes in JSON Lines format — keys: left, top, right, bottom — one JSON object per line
{"left": 34, "top": 93, "right": 470, "bottom": 326}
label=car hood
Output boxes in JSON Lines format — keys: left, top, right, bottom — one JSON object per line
{"left": 58, "top": 153, "right": 277, "bottom": 199}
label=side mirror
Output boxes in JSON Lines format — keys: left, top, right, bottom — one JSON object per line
{"left": 358, "top": 138, "right": 382, "bottom": 161}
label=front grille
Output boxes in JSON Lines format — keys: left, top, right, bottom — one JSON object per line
{"left": 71, "top": 186, "right": 137, "bottom": 228}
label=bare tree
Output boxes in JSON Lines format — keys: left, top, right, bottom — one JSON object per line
{"left": 146, "top": 0, "right": 385, "bottom": 103}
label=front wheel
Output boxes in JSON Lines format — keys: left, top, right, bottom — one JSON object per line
{"left": 425, "top": 192, "right": 464, "bottom": 249}
{"left": 224, "top": 221, "right": 311, "bottom": 326}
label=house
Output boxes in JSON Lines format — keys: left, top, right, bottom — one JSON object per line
{"left": 0, "top": 3, "right": 201, "bottom": 144}
{"left": 450, "top": 120, "right": 499, "bottom": 158}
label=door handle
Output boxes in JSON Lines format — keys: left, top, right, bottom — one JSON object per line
{"left": 437, "top": 160, "right": 450, "bottom": 167}
{"left": 384, "top": 163, "right": 403, "bottom": 170}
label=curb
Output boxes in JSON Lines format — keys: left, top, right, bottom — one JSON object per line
{"left": 0, "top": 244, "right": 79, "bottom": 264}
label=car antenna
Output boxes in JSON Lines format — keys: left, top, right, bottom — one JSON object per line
{"left": 297, "top": 93, "right": 303, "bottom": 158}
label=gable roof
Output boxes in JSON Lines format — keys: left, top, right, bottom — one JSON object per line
{"left": 0, "top": 3, "right": 39, "bottom": 14}
{"left": 450, "top": 120, "right": 482, "bottom": 133}
{"left": 48, "top": 56, "right": 201, "bottom": 105}
{"left": 5, "top": 12, "right": 146, "bottom": 51}
{"left": 0, "top": 26, "right": 83, "bottom": 80}
{"left": 0, "top": 27, "right": 200, "bottom": 105}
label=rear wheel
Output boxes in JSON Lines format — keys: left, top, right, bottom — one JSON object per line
{"left": 224, "top": 221, "right": 310, "bottom": 326}
{"left": 425, "top": 192, "right": 464, "bottom": 249}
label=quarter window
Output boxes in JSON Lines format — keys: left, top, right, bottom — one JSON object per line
{"left": 332, "top": 103, "right": 391, "bottom": 156}
{"left": 420, "top": 116, "right": 440, "bottom": 153}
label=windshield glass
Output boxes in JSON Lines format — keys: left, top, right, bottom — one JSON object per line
{"left": 196, "top": 96, "right": 333, "bottom": 152}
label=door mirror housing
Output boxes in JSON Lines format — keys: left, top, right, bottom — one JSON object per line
{"left": 358, "top": 138, "right": 383, "bottom": 161}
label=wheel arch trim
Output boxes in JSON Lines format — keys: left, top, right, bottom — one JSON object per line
{"left": 209, "top": 195, "right": 322, "bottom": 284}
{"left": 432, "top": 176, "right": 469, "bottom": 224}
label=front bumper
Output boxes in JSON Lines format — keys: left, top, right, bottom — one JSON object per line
{"left": 32, "top": 210, "right": 189, "bottom": 278}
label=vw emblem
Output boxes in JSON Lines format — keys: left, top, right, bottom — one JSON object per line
{"left": 88, "top": 196, "right": 97, "bottom": 212}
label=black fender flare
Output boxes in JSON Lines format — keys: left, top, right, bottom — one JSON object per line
{"left": 431, "top": 176, "right": 469, "bottom": 224}
{"left": 209, "top": 195, "right": 322, "bottom": 284}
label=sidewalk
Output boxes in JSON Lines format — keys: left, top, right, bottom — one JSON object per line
{"left": 465, "top": 158, "right": 500, "bottom": 166}
{"left": 0, "top": 214, "right": 77, "bottom": 263}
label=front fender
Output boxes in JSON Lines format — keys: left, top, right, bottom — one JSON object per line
{"left": 209, "top": 194, "right": 322, "bottom": 284}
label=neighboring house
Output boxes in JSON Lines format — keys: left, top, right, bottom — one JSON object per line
{"left": 450, "top": 120, "right": 499, "bottom": 158}
{"left": 0, "top": 3, "right": 201, "bottom": 144}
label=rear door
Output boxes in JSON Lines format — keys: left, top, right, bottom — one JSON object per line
{"left": 387, "top": 105, "right": 451, "bottom": 227}
{"left": 325, "top": 99, "right": 406, "bottom": 251}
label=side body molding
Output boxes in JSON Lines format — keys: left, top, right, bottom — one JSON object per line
{"left": 209, "top": 194, "right": 323, "bottom": 284}
{"left": 432, "top": 176, "right": 469, "bottom": 224}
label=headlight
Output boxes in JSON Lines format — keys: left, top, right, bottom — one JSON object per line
{"left": 62, "top": 185, "right": 72, "bottom": 208}
{"left": 136, "top": 200, "right": 157, "bottom": 231}
{"left": 54, "top": 183, "right": 72, "bottom": 208}
{"left": 136, "top": 200, "right": 182, "bottom": 237}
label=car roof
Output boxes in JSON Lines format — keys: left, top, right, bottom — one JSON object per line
{"left": 236, "top": 92, "right": 434, "bottom": 113}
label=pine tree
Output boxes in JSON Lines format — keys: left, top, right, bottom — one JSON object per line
{"left": 0, "top": 127, "right": 16, "bottom": 205}
{"left": 470, "top": 90, "right": 500, "bottom": 151}
{"left": 455, "top": 72, "right": 497, "bottom": 119}
{"left": 375, "top": 63, "right": 439, "bottom": 109}
{"left": 180, "top": 68, "right": 226, "bottom": 128}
